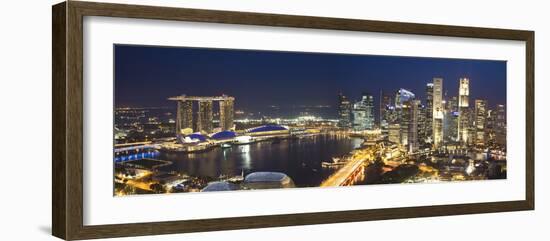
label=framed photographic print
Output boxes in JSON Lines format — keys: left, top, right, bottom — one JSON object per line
{"left": 52, "top": 1, "right": 534, "bottom": 240}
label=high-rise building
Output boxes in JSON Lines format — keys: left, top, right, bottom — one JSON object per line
{"left": 475, "top": 99, "right": 487, "bottom": 145}
{"left": 407, "top": 100, "right": 420, "bottom": 153}
{"left": 394, "top": 88, "right": 415, "bottom": 146}
{"left": 176, "top": 100, "right": 193, "bottom": 135}
{"left": 219, "top": 95, "right": 235, "bottom": 131}
{"left": 197, "top": 100, "right": 213, "bottom": 133}
{"left": 417, "top": 104, "right": 427, "bottom": 144}
{"left": 458, "top": 78, "right": 470, "bottom": 143}
{"left": 380, "top": 90, "right": 392, "bottom": 130}
{"left": 388, "top": 123, "right": 401, "bottom": 144}
{"left": 444, "top": 110, "right": 459, "bottom": 143}
{"left": 338, "top": 93, "right": 352, "bottom": 128}
{"left": 352, "top": 93, "right": 375, "bottom": 131}
{"left": 495, "top": 104, "right": 506, "bottom": 146}
{"left": 432, "top": 78, "right": 444, "bottom": 148}
{"left": 424, "top": 83, "right": 434, "bottom": 143}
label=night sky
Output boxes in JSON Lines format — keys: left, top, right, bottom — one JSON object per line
{"left": 114, "top": 44, "right": 506, "bottom": 117}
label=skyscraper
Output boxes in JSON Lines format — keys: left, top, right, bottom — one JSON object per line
{"left": 458, "top": 78, "right": 470, "bottom": 143}
{"left": 176, "top": 100, "right": 193, "bottom": 135}
{"left": 352, "top": 93, "right": 375, "bottom": 131}
{"left": 394, "top": 89, "right": 415, "bottom": 147}
{"left": 338, "top": 93, "right": 352, "bottom": 128}
{"left": 408, "top": 100, "right": 420, "bottom": 153}
{"left": 432, "top": 78, "right": 444, "bottom": 148}
{"left": 380, "top": 90, "right": 392, "bottom": 130}
{"left": 424, "top": 83, "right": 434, "bottom": 143}
{"left": 495, "top": 104, "right": 506, "bottom": 146}
{"left": 475, "top": 99, "right": 487, "bottom": 145}
{"left": 197, "top": 100, "right": 213, "bottom": 133}
{"left": 219, "top": 95, "right": 235, "bottom": 131}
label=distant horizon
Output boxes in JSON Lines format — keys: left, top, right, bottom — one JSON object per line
{"left": 115, "top": 44, "right": 507, "bottom": 119}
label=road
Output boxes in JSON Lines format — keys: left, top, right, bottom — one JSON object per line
{"left": 320, "top": 147, "right": 375, "bottom": 187}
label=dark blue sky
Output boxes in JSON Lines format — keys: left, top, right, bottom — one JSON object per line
{"left": 114, "top": 44, "right": 506, "bottom": 114}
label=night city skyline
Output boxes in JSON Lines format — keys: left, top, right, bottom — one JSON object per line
{"left": 113, "top": 44, "right": 507, "bottom": 196}
{"left": 114, "top": 44, "right": 507, "bottom": 118}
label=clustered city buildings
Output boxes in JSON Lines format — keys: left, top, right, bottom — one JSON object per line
{"left": 338, "top": 77, "right": 507, "bottom": 153}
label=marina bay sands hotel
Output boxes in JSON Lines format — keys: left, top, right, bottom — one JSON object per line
{"left": 168, "top": 95, "right": 235, "bottom": 134}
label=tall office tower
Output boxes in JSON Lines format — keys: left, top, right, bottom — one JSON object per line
{"left": 388, "top": 123, "right": 401, "bottom": 144}
{"left": 444, "top": 111, "right": 459, "bottom": 142}
{"left": 379, "top": 90, "right": 392, "bottom": 129}
{"left": 363, "top": 93, "right": 375, "bottom": 130}
{"left": 485, "top": 109, "right": 496, "bottom": 143}
{"left": 400, "top": 101, "right": 411, "bottom": 146}
{"left": 197, "top": 100, "right": 213, "bottom": 133}
{"left": 495, "top": 104, "right": 506, "bottom": 146}
{"left": 417, "top": 104, "right": 426, "bottom": 143}
{"left": 394, "top": 89, "right": 415, "bottom": 146}
{"left": 407, "top": 100, "right": 420, "bottom": 153}
{"left": 352, "top": 93, "right": 375, "bottom": 131}
{"left": 219, "top": 96, "right": 235, "bottom": 131}
{"left": 448, "top": 96, "right": 458, "bottom": 112}
{"left": 458, "top": 78, "right": 470, "bottom": 143}
{"left": 338, "top": 93, "right": 352, "bottom": 128}
{"left": 432, "top": 78, "right": 444, "bottom": 148}
{"left": 176, "top": 100, "right": 193, "bottom": 135}
{"left": 475, "top": 99, "right": 487, "bottom": 145}
{"left": 425, "top": 83, "right": 434, "bottom": 143}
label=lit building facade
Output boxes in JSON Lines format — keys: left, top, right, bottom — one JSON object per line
{"left": 407, "top": 100, "right": 420, "bottom": 153}
{"left": 458, "top": 78, "right": 470, "bottom": 143}
{"left": 495, "top": 104, "right": 506, "bottom": 146}
{"left": 337, "top": 93, "right": 352, "bottom": 128}
{"left": 219, "top": 97, "right": 234, "bottom": 131}
{"left": 379, "top": 90, "right": 392, "bottom": 131}
{"left": 388, "top": 123, "right": 401, "bottom": 144}
{"left": 176, "top": 100, "right": 193, "bottom": 134}
{"left": 432, "top": 78, "right": 444, "bottom": 148}
{"left": 424, "top": 83, "right": 434, "bottom": 143}
{"left": 352, "top": 93, "right": 375, "bottom": 131}
{"left": 475, "top": 99, "right": 487, "bottom": 145}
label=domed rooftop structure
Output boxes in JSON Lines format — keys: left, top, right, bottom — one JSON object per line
{"left": 243, "top": 172, "right": 295, "bottom": 189}
{"left": 179, "top": 133, "right": 207, "bottom": 143}
{"left": 246, "top": 125, "right": 289, "bottom": 133}
{"left": 210, "top": 130, "right": 237, "bottom": 140}
{"left": 201, "top": 181, "right": 240, "bottom": 192}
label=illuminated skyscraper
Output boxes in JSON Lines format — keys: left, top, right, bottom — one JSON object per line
{"left": 176, "top": 100, "right": 193, "bottom": 135}
{"left": 495, "top": 104, "right": 506, "bottom": 146}
{"left": 219, "top": 95, "right": 235, "bottom": 131}
{"left": 394, "top": 89, "right": 415, "bottom": 146}
{"left": 338, "top": 93, "right": 352, "bottom": 128}
{"left": 197, "top": 100, "right": 213, "bottom": 133}
{"left": 432, "top": 78, "right": 444, "bottom": 148}
{"left": 458, "top": 78, "right": 470, "bottom": 143}
{"left": 352, "top": 93, "right": 375, "bottom": 131}
{"left": 475, "top": 99, "right": 487, "bottom": 145}
{"left": 379, "top": 90, "right": 392, "bottom": 130}
{"left": 424, "top": 83, "right": 434, "bottom": 143}
{"left": 388, "top": 123, "right": 401, "bottom": 144}
{"left": 408, "top": 100, "right": 420, "bottom": 153}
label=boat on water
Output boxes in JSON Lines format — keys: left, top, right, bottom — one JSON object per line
{"left": 221, "top": 143, "right": 232, "bottom": 149}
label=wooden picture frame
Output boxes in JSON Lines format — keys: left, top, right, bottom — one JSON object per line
{"left": 52, "top": 1, "right": 534, "bottom": 240}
